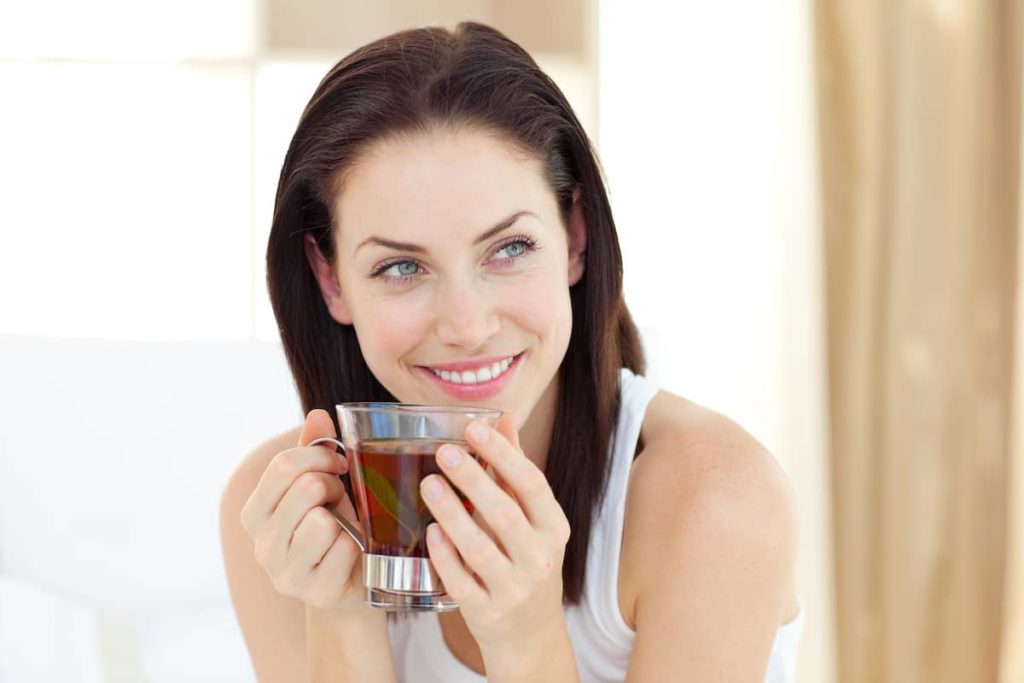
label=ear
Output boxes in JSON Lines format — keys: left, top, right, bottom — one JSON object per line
{"left": 566, "top": 185, "right": 587, "bottom": 286}
{"left": 303, "top": 233, "right": 354, "bottom": 325}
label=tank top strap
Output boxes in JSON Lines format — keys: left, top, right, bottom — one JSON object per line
{"left": 571, "top": 367, "right": 661, "bottom": 653}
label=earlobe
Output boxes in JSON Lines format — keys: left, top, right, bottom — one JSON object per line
{"left": 303, "top": 233, "right": 354, "bottom": 325}
{"left": 567, "top": 185, "right": 587, "bottom": 286}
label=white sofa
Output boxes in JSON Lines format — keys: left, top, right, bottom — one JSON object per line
{"left": 0, "top": 335, "right": 304, "bottom": 682}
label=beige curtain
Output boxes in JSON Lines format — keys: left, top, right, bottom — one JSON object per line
{"left": 813, "top": 1, "right": 1023, "bottom": 681}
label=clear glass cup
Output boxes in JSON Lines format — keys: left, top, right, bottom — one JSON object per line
{"left": 307, "top": 402, "right": 501, "bottom": 612}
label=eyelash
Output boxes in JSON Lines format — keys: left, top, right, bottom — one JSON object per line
{"left": 368, "top": 234, "right": 539, "bottom": 285}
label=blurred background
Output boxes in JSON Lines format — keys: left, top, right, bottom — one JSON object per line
{"left": 0, "top": 1, "right": 1020, "bottom": 681}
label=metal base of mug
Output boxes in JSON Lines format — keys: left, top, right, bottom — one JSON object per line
{"left": 363, "top": 553, "right": 458, "bottom": 611}
{"left": 366, "top": 587, "right": 459, "bottom": 612}
{"left": 364, "top": 553, "right": 444, "bottom": 594}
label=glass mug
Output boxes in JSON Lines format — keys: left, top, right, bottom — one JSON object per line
{"left": 306, "top": 402, "right": 501, "bottom": 612}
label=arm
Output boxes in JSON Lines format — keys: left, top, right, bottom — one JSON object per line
{"left": 623, "top": 429, "right": 799, "bottom": 681}
{"left": 220, "top": 415, "right": 399, "bottom": 683}
{"left": 219, "top": 432, "right": 310, "bottom": 682}
{"left": 306, "top": 605, "right": 396, "bottom": 683}
{"left": 420, "top": 416, "right": 580, "bottom": 682}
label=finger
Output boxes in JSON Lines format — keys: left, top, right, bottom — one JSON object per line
{"left": 425, "top": 522, "right": 488, "bottom": 611}
{"left": 464, "top": 421, "right": 562, "bottom": 532}
{"left": 435, "top": 443, "right": 536, "bottom": 566}
{"left": 254, "top": 471, "right": 351, "bottom": 580}
{"left": 289, "top": 505, "right": 342, "bottom": 569}
{"left": 241, "top": 418, "right": 347, "bottom": 531}
{"left": 243, "top": 452, "right": 347, "bottom": 535}
{"left": 309, "top": 530, "right": 363, "bottom": 603}
{"left": 330, "top": 481, "right": 359, "bottom": 522}
{"left": 271, "top": 471, "right": 348, "bottom": 553}
{"left": 420, "top": 473, "right": 514, "bottom": 588}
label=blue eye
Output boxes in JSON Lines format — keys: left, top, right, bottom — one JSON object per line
{"left": 371, "top": 260, "right": 422, "bottom": 280}
{"left": 496, "top": 241, "right": 527, "bottom": 259}
{"left": 492, "top": 236, "right": 537, "bottom": 262}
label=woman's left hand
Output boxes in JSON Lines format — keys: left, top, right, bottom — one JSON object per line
{"left": 420, "top": 413, "right": 572, "bottom": 660}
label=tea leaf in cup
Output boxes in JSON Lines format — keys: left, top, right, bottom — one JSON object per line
{"left": 362, "top": 465, "right": 420, "bottom": 547}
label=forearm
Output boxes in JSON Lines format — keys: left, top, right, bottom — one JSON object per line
{"left": 482, "top": 618, "right": 580, "bottom": 683}
{"left": 305, "top": 604, "right": 397, "bottom": 683}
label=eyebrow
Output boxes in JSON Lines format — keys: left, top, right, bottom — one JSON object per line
{"left": 354, "top": 210, "right": 536, "bottom": 256}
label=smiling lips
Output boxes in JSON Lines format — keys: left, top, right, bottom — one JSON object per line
{"left": 427, "top": 354, "right": 518, "bottom": 385}
{"left": 416, "top": 352, "right": 524, "bottom": 399}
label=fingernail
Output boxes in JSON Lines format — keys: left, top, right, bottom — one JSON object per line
{"left": 467, "top": 422, "right": 490, "bottom": 443}
{"left": 439, "top": 444, "right": 463, "bottom": 468}
{"left": 422, "top": 475, "right": 444, "bottom": 501}
{"left": 427, "top": 523, "right": 442, "bottom": 544}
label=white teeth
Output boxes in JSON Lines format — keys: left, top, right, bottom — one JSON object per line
{"left": 429, "top": 355, "right": 517, "bottom": 385}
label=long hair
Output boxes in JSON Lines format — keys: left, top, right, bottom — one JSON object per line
{"left": 266, "top": 21, "right": 644, "bottom": 605}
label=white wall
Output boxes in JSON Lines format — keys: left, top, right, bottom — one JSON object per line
{"left": 597, "top": 2, "right": 835, "bottom": 680}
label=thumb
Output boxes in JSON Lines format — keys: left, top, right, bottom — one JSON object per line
{"left": 298, "top": 408, "right": 339, "bottom": 449}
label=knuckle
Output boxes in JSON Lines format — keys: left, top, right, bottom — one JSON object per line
{"left": 490, "top": 504, "right": 520, "bottom": 533}
{"left": 309, "top": 507, "right": 340, "bottom": 537}
{"left": 465, "top": 534, "right": 499, "bottom": 568}
{"left": 556, "top": 516, "right": 571, "bottom": 544}
{"left": 252, "top": 537, "right": 272, "bottom": 566}
{"left": 272, "top": 449, "right": 301, "bottom": 479}
{"left": 297, "top": 472, "right": 328, "bottom": 500}
{"left": 521, "top": 468, "right": 549, "bottom": 498}
{"left": 238, "top": 506, "right": 253, "bottom": 535}
{"left": 446, "top": 577, "right": 476, "bottom": 602}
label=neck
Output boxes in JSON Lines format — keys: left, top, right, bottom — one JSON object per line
{"left": 516, "top": 369, "right": 560, "bottom": 473}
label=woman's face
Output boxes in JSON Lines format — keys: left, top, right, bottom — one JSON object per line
{"left": 305, "top": 125, "right": 587, "bottom": 429}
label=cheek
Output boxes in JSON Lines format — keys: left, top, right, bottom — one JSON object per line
{"left": 352, "top": 298, "right": 433, "bottom": 369}
{"left": 505, "top": 270, "right": 573, "bottom": 347}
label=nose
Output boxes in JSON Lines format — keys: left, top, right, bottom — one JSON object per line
{"left": 434, "top": 278, "right": 500, "bottom": 350}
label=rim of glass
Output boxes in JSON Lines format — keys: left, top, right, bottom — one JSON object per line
{"left": 336, "top": 402, "right": 502, "bottom": 417}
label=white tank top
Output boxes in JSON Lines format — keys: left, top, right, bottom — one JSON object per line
{"left": 388, "top": 368, "right": 805, "bottom": 682}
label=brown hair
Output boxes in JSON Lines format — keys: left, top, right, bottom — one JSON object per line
{"left": 266, "top": 20, "right": 644, "bottom": 605}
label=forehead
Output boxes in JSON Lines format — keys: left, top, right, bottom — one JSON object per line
{"left": 332, "top": 126, "right": 553, "bottom": 242}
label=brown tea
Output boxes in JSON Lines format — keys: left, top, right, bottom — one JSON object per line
{"left": 350, "top": 438, "right": 475, "bottom": 557}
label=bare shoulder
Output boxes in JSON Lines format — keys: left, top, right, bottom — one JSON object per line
{"left": 618, "top": 390, "right": 800, "bottom": 631}
{"left": 219, "top": 424, "right": 306, "bottom": 683}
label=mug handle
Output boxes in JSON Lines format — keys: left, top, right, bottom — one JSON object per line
{"left": 305, "top": 437, "right": 367, "bottom": 553}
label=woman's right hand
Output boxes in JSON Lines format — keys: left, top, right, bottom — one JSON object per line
{"left": 239, "top": 408, "right": 366, "bottom": 613}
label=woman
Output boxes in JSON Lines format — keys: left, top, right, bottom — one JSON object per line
{"left": 220, "top": 21, "right": 804, "bottom": 682}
